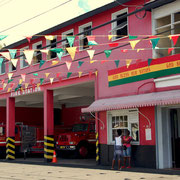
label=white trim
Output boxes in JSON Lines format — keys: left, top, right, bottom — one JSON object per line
{"left": 79, "top": 22, "right": 92, "bottom": 51}
{"left": 20, "top": 46, "right": 29, "bottom": 69}
{"left": 111, "top": 8, "right": 128, "bottom": 42}
{"left": 62, "top": 29, "right": 74, "bottom": 56}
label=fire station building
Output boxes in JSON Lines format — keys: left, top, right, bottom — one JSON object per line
{"left": 0, "top": 0, "right": 180, "bottom": 169}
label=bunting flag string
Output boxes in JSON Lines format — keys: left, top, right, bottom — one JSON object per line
{"left": 11, "top": 59, "right": 18, "bottom": 67}
{"left": 1, "top": 52, "right": 11, "bottom": 60}
{"left": 67, "top": 36, "right": 75, "bottom": 47}
{"left": 21, "top": 74, "right": 26, "bottom": 82}
{"left": 126, "top": 59, "right": 132, "bottom": 68}
{"left": 150, "top": 38, "right": 160, "bottom": 49}
{"left": 78, "top": 61, "right": 84, "bottom": 68}
{"left": 45, "top": 35, "right": 54, "bottom": 41}
{"left": 114, "top": 60, "right": 120, "bottom": 68}
{"left": 129, "top": 40, "right": 140, "bottom": 50}
{"left": 50, "top": 78, "right": 54, "bottom": 84}
{"left": 104, "top": 50, "right": 112, "bottom": 58}
{"left": 148, "top": 58, "right": 153, "bottom": 66}
{"left": 0, "top": 35, "right": 8, "bottom": 41}
{"left": 65, "top": 61, "right": 72, "bottom": 71}
{"left": 23, "top": 50, "right": 34, "bottom": 65}
{"left": 66, "top": 47, "right": 77, "bottom": 60}
{"left": 9, "top": 49, "right": 17, "bottom": 59}
{"left": 87, "top": 50, "right": 95, "bottom": 60}
{"left": 8, "top": 73, "right": 13, "bottom": 80}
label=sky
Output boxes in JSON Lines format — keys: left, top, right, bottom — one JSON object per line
{"left": 0, "top": 0, "right": 114, "bottom": 46}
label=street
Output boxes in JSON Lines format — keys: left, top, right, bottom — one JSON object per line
{"left": 0, "top": 162, "right": 180, "bottom": 180}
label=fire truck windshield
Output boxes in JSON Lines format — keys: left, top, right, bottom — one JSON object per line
{"left": 72, "top": 124, "right": 88, "bottom": 132}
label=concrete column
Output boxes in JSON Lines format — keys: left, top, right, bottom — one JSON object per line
{"left": 6, "top": 97, "right": 15, "bottom": 160}
{"left": 44, "top": 89, "right": 54, "bottom": 162}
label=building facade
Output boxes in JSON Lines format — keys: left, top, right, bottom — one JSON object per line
{"left": 0, "top": 0, "right": 179, "bottom": 169}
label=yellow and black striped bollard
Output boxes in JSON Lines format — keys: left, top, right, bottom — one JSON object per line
{"left": 6, "top": 137, "right": 15, "bottom": 160}
{"left": 44, "top": 135, "right": 54, "bottom": 162}
{"left": 96, "top": 132, "right": 100, "bottom": 165}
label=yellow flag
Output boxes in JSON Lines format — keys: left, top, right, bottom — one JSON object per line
{"left": 66, "top": 47, "right": 77, "bottom": 60}
{"left": 95, "top": 71, "right": 98, "bottom": 77}
{"left": 37, "top": 83, "right": 40, "bottom": 88}
{"left": 50, "top": 78, "right": 54, "bottom": 84}
{"left": 3, "top": 83, "right": 7, "bottom": 90}
{"left": 19, "top": 79, "right": 23, "bottom": 84}
{"left": 90, "top": 60, "right": 97, "bottom": 64}
{"left": 7, "top": 88, "right": 12, "bottom": 92}
{"left": 23, "top": 50, "right": 34, "bottom": 65}
{"left": 40, "top": 49, "right": 49, "bottom": 54}
{"left": 78, "top": 71, "right": 82, "bottom": 78}
{"left": 45, "top": 73, "right": 50, "bottom": 78}
{"left": 129, "top": 40, "right": 140, "bottom": 50}
{"left": 11, "top": 59, "right": 18, "bottom": 67}
{"left": 45, "top": 35, "right": 54, "bottom": 41}
{"left": 126, "top": 59, "right": 132, "bottom": 68}
{"left": 25, "top": 83, "right": 29, "bottom": 89}
{"left": 8, "top": 73, "right": 13, "bottom": 80}
{"left": 87, "top": 50, "right": 95, "bottom": 60}
{"left": 108, "top": 35, "right": 113, "bottom": 40}
{"left": 51, "top": 60, "right": 59, "bottom": 66}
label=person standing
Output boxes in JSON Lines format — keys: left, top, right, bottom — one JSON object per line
{"left": 111, "top": 129, "right": 123, "bottom": 170}
{"left": 122, "top": 130, "right": 133, "bottom": 168}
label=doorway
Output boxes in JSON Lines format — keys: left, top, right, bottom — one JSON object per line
{"left": 170, "top": 109, "right": 180, "bottom": 168}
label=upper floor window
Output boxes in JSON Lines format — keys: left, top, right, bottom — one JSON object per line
{"left": 0, "top": 58, "right": 5, "bottom": 75}
{"left": 79, "top": 22, "right": 92, "bottom": 50}
{"left": 20, "top": 46, "right": 29, "bottom": 69}
{"left": 62, "top": 29, "right": 74, "bottom": 56}
{"left": 153, "top": 11, "right": 180, "bottom": 58}
{"left": 33, "top": 41, "right": 42, "bottom": 64}
{"left": 111, "top": 9, "right": 128, "bottom": 41}
{"left": 47, "top": 36, "right": 57, "bottom": 60}
{"left": 9, "top": 54, "right": 17, "bottom": 72}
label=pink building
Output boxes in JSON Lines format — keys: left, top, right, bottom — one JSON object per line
{"left": 0, "top": 0, "right": 180, "bottom": 169}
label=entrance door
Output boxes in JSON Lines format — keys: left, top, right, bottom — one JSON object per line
{"left": 170, "top": 109, "right": 180, "bottom": 168}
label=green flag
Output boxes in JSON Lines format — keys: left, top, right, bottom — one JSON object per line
{"left": 104, "top": 50, "right": 112, "bottom": 58}
{"left": 150, "top": 38, "right": 160, "bottom": 49}
{"left": 148, "top": 58, "right": 153, "bottom": 66}
{"left": 67, "top": 36, "right": 75, "bottom": 47}
{"left": 0, "top": 35, "right": 8, "bottom": 41}
{"left": 40, "top": 78, "right": 44, "bottom": 85}
{"left": 88, "top": 41, "right": 98, "bottom": 46}
{"left": 33, "top": 73, "right": 38, "bottom": 76}
{"left": 114, "top": 60, "right": 120, "bottom": 68}
{"left": 129, "top": 35, "right": 138, "bottom": 40}
{"left": 78, "top": 61, "right": 84, "bottom": 68}
{"left": 0, "top": 58, "right": 3, "bottom": 67}
{"left": 8, "top": 79, "right": 13, "bottom": 84}
{"left": 50, "top": 48, "right": 64, "bottom": 53}
{"left": 39, "top": 60, "right": 45, "bottom": 68}
{"left": 67, "top": 72, "right": 72, "bottom": 78}
{"left": 8, "top": 49, "right": 17, "bottom": 59}
{"left": 57, "top": 52, "right": 64, "bottom": 61}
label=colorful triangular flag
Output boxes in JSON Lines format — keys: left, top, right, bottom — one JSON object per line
{"left": 0, "top": 35, "right": 8, "bottom": 41}
{"left": 95, "top": 71, "right": 98, "bottom": 77}
{"left": 8, "top": 73, "right": 13, "bottom": 80}
{"left": 148, "top": 58, "right": 153, "bottom": 66}
{"left": 45, "top": 35, "right": 54, "bottom": 41}
{"left": 11, "top": 59, "right": 18, "bottom": 67}
{"left": 51, "top": 60, "right": 59, "bottom": 66}
{"left": 50, "top": 48, "right": 64, "bottom": 53}
{"left": 171, "top": 35, "right": 179, "bottom": 46}
{"left": 21, "top": 74, "right": 26, "bottom": 82}
{"left": 65, "top": 61, "right": 72, "bottom": 71}
{"left": 150, "top": 38, "right": 160, "bottom": 49}
{"left": 67, "top": 36, "right": 75, "bottom": 47}
{"left": 23, "top": 50, "right": 34, "bottom": 65}
{"left": 50, "top": 78, "right": 54, "bottom": 84}
{"left": 66, "top": 47, "right": 77, "bottom": 60}
{"left": 87, "top": 50, "right": 95, "bottom": 60}
{"left": 45, "top": 73, "right": 50, "bottom": 78}
{"left": 129, "top": 35, "right": 138, "bottom": 40}
{"left": 39, "top": 60, "right": 45, "bottom": 68}
{"left": 19, "top": 79, "right": 23, "bottom": 85}
{"left": 108, "top": 35, "right": 113, "bottom": 40}
{"left": 78, "top": 71, "right": 82, "bottom": 78}
{"left": 1, "top": 52, "right": 11, "bottom": 60}
{"left": 25, "top": 83, "right": 29, "bottom": 89}
{"left": 8, "top": 79, "right": 13, "bottom": 84}
{"left": 126, "top": 59, "right": 132, "bottom": 68}
{"left": 40, "top": 50, "right": 49, "bottom": 54}
{"left": 8, "top": 49, "right": 17, "bottom": 59}
{"left": 129, "top": 40, "right": 140, "bottom": 50}
{"left": 67, "top": 72, "right": 72, "bottom": 78}
{"left": 33, "top": 73, "right": 38, "bottom": 76}
{"left": 104, "top": 50, "right": 112, "bottom": 58}
{"left": 114, "top": 60, "right": 120, "bottom": 68}
{"left": 40, "top": 78, "right": 44, "bottom": 85}
{"left": 88, "top": 41, "right": 98, "bottom": 46}
{"left": 3, "top": 83, "right": 7, "bottom": 90}
{"left": 57, "top": 51, "right": 64, "bottom": 61}
{"left": 78, "top": 61, "right": 84, "bottom": 68}
{"left": 168, "top": 47, "right": 175, "bottom": 54}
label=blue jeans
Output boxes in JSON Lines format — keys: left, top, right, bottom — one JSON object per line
{"left": 123, "top": 147, "right": 131, "bottom": 157}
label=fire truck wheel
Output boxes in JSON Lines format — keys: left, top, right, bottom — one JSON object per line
{"left": 77, "top": 143, "right": 89, "bottom": 158}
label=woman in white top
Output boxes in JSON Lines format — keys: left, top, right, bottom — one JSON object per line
{"left": 111, "top": 129, "right": 123, "bottom": 170}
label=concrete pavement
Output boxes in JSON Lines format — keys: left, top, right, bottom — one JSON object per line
{"left": 0, "top": 162, "right": 180, "bottom": 180}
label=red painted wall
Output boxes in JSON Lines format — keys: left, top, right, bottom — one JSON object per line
{"left": 139, "top": 106, "right": 156, "bottom": 145}
{"left": 98, "top": 111, "right": 107, "bottom": 144}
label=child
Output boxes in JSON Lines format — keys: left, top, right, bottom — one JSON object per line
{"left": 122, "top": 130, "right": 133, "bottom": 168}
{"left": 111, "top": 129, "right": 123, "bottom": 170}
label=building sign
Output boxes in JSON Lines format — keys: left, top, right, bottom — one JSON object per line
{"left": 108, "top": 54, "right": 180, "bottom": 87}
{"left": 10, "top": 87, "right": 41, "bottom": 97}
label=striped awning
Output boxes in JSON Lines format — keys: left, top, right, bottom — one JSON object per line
{"left": 82, "top": 89, "right": 180, "bottom": 113}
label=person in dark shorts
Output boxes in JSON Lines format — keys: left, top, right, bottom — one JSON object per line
{"left": 122, "top": 129, "right": 133, "bottom": 168}
{"left": 111, "top": 129, "right": 123, "bottom": 170}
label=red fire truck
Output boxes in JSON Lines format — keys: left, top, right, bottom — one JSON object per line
{"left": 56, "top": 113, "right": 96, "bottom": 158}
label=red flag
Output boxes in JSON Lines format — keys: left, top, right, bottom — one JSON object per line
{"left": 168, "top": 48, "right": 175, "bottom": 54}
{"left": 121, "top": 49, "right": 128, "bottom": 53}
{"left": 108, "top": 43, "right": 119, "bottom": 47}
{"left": 10, "top": 83, "right": 15, "bottom": 88}
{"left": 26, "top": 36, "right": 32, "bottom": 43}
{"left": 171, "top": 35, "right": 179, "bottom": 46}
{"left": 1, "top": 79, "right": 4, "bottom": 84}
{"left": 30, "top": 78, "right": 35, "bottom": 85}
{"left": 101, "top": 60, "right": 107, "bottom": 64}
{"left": 86, "top": 36, "right": 95, "bottom": 42}
{"left": 56, "top": 72, "right": 61, "bottom": 78}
